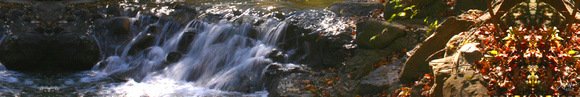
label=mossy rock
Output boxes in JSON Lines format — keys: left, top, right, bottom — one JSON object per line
{"left": 356, "top": 20, "right": 407, "bottom": 49}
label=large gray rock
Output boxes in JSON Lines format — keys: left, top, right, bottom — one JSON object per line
{"left": 288, "top": 25, "right": 354, "bottom": 69}
{"left": 399, "top": 17, "right": 474, "bottom": 85}
{"left": 328, "top": 2, "right": 384, "bottom": 17}
{"left": 439, "top": 43, "right": 486, "bottom": 96}
{"left": 344, "top": 49, "right": 388, "bottom": 80}
{"left": 428, "top": 55, "right": 454, "bottom": 97}
{"left": 356, "top": 61, "right": 403, "bottom": 95}
{"left": 442, "top": 70, "right": 488, "bottom": 96}
{"left": 428, "top": 42, "right": 483, "bottom": 97}
{"left": 356, "top": 20, "right": 407, "bottom": 49}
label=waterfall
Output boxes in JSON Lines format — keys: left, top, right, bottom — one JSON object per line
{"left": 99, "top": 13, "right": 288, "bottom": 96}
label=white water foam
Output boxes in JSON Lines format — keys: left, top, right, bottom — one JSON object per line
{"left": 102, "top": 76, "right": 268, "bottom": 97}
{"left": 99, "top": 15, "right": 287, "bottom": 96}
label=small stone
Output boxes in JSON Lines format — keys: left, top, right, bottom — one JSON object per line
{"left": 165, "top": 52, "right": 182, "bottom": 63}
{"left": 267, "top": 49, "right": 286, "bottom": 62}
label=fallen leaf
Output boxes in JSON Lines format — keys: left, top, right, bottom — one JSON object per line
{"left": 304, "top": 84, "right": 312, "bottom": 89}
{"left": 327, "top": 80, "right": 334, "bottom": 86}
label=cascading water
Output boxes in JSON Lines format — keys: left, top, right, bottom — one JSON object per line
{"left": 0, "top": 0, "right": 356, "bottom": 96}
{"left": 96, "top": 12, "right": 292, "bottom": 96}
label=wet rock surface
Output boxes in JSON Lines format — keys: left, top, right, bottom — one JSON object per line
{"left": 0, "top": 2, "right": 104, "bottom": 73}
{"left": 399, "top": 17, "right": 474, "bottom": 85}
{"left": 104, "top": 17, "right": 132, "bottom": 42}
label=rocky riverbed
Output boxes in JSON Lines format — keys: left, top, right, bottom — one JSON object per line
{"left": 268, "top": 0, "right": 489, "bottom": 96}
{"left": 6, "top": 0, "right": 576, "bottom": 96}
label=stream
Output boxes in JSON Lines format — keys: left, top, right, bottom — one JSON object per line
{"left": 0, "top": 0, "right": 358, "bottom": 96}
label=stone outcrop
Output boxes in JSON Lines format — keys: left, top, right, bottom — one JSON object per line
{"left": 399, "top": 17, "right": 474, "bottom": 84}
{"left": 356, "top": 60, "right": 403, "bottom": 95}
{"left": 429, "top": 42, "right": 485, "bottom": 96}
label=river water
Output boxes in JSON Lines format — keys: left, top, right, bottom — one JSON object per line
{"left": 0, "top": 0, "right": 362, "bottom": 96}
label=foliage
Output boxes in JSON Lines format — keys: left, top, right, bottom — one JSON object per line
{"left": 475, "top": 23, "right": 580, "bottom": 95}
{"left": 386, "top": 0, "right": 418, "bottom": 22}
{"left": 424, "top": 17, "right": 438, "bottom": 34}
{"left": 369, "top": 28, "right": 388, "bottom": 42}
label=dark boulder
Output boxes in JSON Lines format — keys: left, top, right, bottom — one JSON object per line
{"left": 105, "top": 17, "right": 132, "bottom": 38}
{"left": 281, "top": 24, "right": 353, "bottom": 69}
{"left": 6, "top": 9, "right": 25, "bottom": 21}
{"left": 73, "top": 8, "right": 93, "bottom": 21}
{"left": 0, "top": 31, "right": 100, "bottom": 73}
{"left": 165, "top": 52, "right": 182, "bottom": 63}
{"left": 129, "top": 32, "right": 157, "bottom": 55}
{"left": 32, "top": 2, "right": 66, "bottom": 22}
{"left": 301, "top": 34, "right": 352, "bottom": 69}
{"left": 328, "top": 2, "right": 384, "bottom": 17}
{"left": 105, "top": 6, "right": 123, "bottom": 16}
{"left": 0, "top": 2, "right": 103, "bottom": 74}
